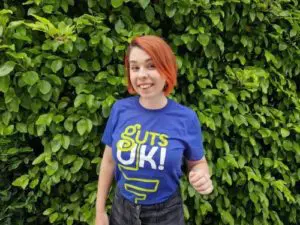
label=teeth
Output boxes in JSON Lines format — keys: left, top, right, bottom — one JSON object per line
{"left": 140, "top": 84, "right": 152, "bottom": 89}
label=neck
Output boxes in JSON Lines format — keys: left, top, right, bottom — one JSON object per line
{"left": 139, "top": 95, "right": 168, "bottom": 110}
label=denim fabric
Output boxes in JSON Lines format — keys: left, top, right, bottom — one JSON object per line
{"left": 109, "top": 189, "right": 185, "bottom": 225}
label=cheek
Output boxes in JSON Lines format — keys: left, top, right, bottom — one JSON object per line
{"left": 129, "top": 73, "right": 137, "bottom": 83}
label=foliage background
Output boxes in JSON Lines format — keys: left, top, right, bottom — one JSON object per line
{"left": 0, "top": 0, "right": 299, "bottom": 224}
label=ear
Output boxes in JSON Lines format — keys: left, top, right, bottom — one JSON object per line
{"left": 163, "top": 83, "right": 168, "bottom": 91}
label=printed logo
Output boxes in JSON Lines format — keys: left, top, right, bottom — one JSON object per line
{"left": 116, "top": 124, "right": 169, "bottom": 203}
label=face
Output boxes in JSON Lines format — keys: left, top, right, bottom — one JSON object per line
{"left": 128, "top": 47, "right": 166, "bottom": 99}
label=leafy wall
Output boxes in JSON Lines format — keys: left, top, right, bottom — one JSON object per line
{"left": 0, "top": 0, "right": 299, "bottom": 224}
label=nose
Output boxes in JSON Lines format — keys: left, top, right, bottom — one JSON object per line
{"left": 137, "top": 67, "right": 148, "bottom": 79}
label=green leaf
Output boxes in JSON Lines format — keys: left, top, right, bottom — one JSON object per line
{"left": 29, "top": 178, "right": 39, "bottom": 188}
{"left": 63, "top": 155, "right": 77, "bottom": 165}
{"left": 53, "top": 115, "right": 64, "bottom": 123}
{"left": 197, "top": 34, "right": 210, "bottom": 46}
{"left": 290, "top": 29, "right": 297, "bottom": 37}
{"left": 223, "top": 140, "right": 230, "bottom": 154}
{"left": 102, "top": 36, "right": 113, "bottom": 49}
{"left": 49, "top": 212, "right": 59, "bottom": 223}
{"left": 264, "top": 50, "right": 277, "bottom": 64}
{"left": 32, "top": 153, "right": 46, "bottom": 165}
{"left": 0, "top": 61, "right": 16, "bottom": 77}
{"left": 22, "top": 71, "right": 39, "bottom": 85}
{"left": 197, "top": 79, "right": 212, "bottom": 89}
{"left": 238, "top": 156, "right": 246, "bottom": 168}
{"left": 187, "top": 185, "right": 195, "bottom": 197}
{"left": 2, "top": 111, "right": 11, "bottom": 125}
{"left": 36, "top": 113, "right": 53, "bottom": 126}
{"left": 43, "top": 5, "right": 54, "bottom": 14}
{"left": 12, "top": 175, "right": 29, "bottom": 189}
{"left": 86, "top": 94, "right": 95, "bottom": 109}
{"left": 259, "top": 128, "right": 271, "bottom": 138}
{"left": 264, "top": 158, "right": 273, "bottom": 167}
{"left": 70, "top": 157, "right": 84, "bottom": 173}
{"left": 74, "top": 94, "right": 86, "bottom": 108}
{"left": 0, "top": 76, "right": 10, "bottom": 92}
{"left": 216, "top": 37, "right": 224, "bottom": 53}
{"left": 95, "top": 71, "right": 109, "bottom": 82}
{"left": 249, "top": 191, "right": 258, "bottom": 204}
{"left": 115, "top": 19, "right": 125, "bottom": 34}
{"left": 51, "top": 138, "right": 61, "bottom": 153}
{"left": 51, "top": 59, "right": 63, "bottom": 73}
{"left": 78, "top": 59, "right": 89, "bottom": 71}
{"left": 62, "top": 135, "right": 70, "bottom": 149}
{"left": 280, "top": 128, "right": 290, "bottom": 138}
{"left": 188, "top": 84, "right": 194, "bottom": 94}
{"left": 64, "top": 119, "right": 73, "bottom": 132}
{"left": 145, "top": 6, "right": 155, "bottom": 22}
{"left": 64, "top": 64, "right": 76, "bottom": 77}
{"left": 70, "top": 192, "right": 81, "bottom": 202}
{"left": 209, "top": 13, "right": 220, "bottom": 25}
{"left": 45, "top": 161, "right": 58, "bottom": 175}
{"left": 36, "top": 124, "right": 45, "bottom": 136}
{"left": 166, "top": 7, "right": 176, "bottom": 18}
{"left": 16, "top": 123, "right": 27, "bottom": 133}
{"left": 38, "top": 80, "right": 52, "bottom": 94}
{"left": 86, "top": 119, "right": 93, "bottom": 133}
{"left": 75, "top": 37, "right": 87, "bottom": 52}
{"left": 67, "top": 217, "right": 74, "bottom": 225}
{"left": 279, "top": 43, "right": 287, "bottom": 51}
{"left": 247, "top": 116, "right": 260, "bottom": 129}
{"left": 77, "top": 119, "right": 87, "bottom": 135}
{"left": 111, "top": 0, "right": 123, "bottom": 8}
{"left": 92, "top": 60, "right": 101, "bottom": 71}
{"left": 183, "top": 203, "right": 190, "bottom": 220}
{"left": 240, "top": 36, "right": 248, "bottom": 47}
{"left": 139, "top": 0, "right": 150, "bottom": 9}
{"left": 215, "top": 138, "right": 223, "bottom": 149}
{"left": 234, "top": 114, "right": 248, "bottom": 127}
{"left": 43, "top": 208, "right": 55, "bottom": 216}
{"left": 221, "top": 210, "right": 234, "bottom": 225}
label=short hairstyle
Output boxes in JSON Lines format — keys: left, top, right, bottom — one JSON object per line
{"left": 124, "top": 35, "right": 177, "bottom": 96}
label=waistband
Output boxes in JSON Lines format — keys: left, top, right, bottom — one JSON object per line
{"left": 114, "top": 188, "right": 182, "bottom": 210}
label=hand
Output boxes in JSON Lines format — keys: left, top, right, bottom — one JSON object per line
{"left": 95, "top": 212, "right": 109, "bottom": 225}
{"left": 188, "top": 168, "right": 213, "bottom": 195}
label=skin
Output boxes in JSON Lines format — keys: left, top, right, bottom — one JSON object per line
{"left": 129, "top": 46, "right": 168, "bottom": 109}
{"left": 95, "top": 145, "right": 114, "bottom": 225}
{"left": 95, "top": 46, "right": 213, "bottom": 225}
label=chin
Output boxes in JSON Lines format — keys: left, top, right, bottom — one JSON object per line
{"left": 139, "top": 93, "right": 156, "bottom": 99}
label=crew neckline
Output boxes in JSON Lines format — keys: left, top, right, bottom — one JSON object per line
{"left": 135, "top": 96, "right": 171, "bottom": 112}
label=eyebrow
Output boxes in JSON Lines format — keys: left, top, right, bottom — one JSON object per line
{"left": 129, "top": 58, "right": 153, "bottom": 64}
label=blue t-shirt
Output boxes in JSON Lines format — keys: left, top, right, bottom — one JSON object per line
{"left": 101, "top": 96, "right": 204, "bottom": 205}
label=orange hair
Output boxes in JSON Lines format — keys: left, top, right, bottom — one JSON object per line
{"left": 124, "top": 35, "right": 177, "bottom": 96}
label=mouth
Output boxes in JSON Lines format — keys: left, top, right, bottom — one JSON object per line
{"left": 138, "top": 83, "right": 153, "bottom": 90}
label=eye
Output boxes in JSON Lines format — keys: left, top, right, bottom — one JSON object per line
{"left": 130, "top": 66, "right": 139, "bottom": 71}
{"left": 147, "top": 63, "right": 156, "bottom": 70}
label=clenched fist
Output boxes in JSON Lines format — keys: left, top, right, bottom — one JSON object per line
{"left": 188, "top": 168, "right": 213, "bottom": 195}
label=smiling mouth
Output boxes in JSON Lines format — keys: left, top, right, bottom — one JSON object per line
{"left": 138, "top": 84, "right": 153, "bottom": 89}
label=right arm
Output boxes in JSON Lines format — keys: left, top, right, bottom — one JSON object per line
{"left": 95, "top": 145, "right": 115, "bottom": 225}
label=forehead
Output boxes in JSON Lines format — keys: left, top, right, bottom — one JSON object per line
{"left": 129, "top": 47, "right": 152, "bottom": 63}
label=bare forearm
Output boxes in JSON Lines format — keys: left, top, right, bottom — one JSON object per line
{"left": 96, "top": 146, "right": 115, "bottom": 214}
{"left": 187, "top": 157, "right": 214, "bottom": 195}
{"left": 187, "top": 157, "right": 210, "bottom": 175}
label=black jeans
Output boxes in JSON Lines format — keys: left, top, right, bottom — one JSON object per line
{"left": 109, "top": 189, "right": 185, "bottom": 225}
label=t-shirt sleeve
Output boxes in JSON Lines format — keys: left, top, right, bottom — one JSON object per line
{"left": 101, "top": 103, "right": 118, "bottom": 147}
{"left": 184, "top": 111, "right": 205, "bottom": 160}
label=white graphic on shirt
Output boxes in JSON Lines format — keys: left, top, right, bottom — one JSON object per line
{"left": 115, "top": 123, "right": 169, "bottom": 203}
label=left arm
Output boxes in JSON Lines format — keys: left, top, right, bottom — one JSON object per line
{"left": 187, "top": 157, "right": 213, "bottom": 195}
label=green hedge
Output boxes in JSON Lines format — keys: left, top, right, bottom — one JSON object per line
{"left": 0, "top": 0, "right": 300, "bottom": 224}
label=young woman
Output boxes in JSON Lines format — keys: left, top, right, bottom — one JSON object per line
{"left": 95, "top": 35, "right": 213, "bottom": 225}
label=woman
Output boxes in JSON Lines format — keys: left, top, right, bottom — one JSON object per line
{"left": 96, "top": 35, "right": 213, "bottom": 225}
